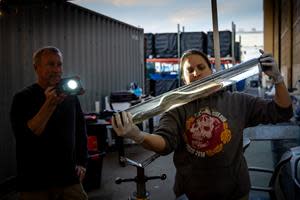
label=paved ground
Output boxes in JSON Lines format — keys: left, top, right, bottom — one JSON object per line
{"left": 1, "top": 141, "right": 275, "bottom": 200}
{"left": 86, "top": 140, "right": 283, "bottom": 200}
{"left": 88, "top": 136, "right": 300, "bottom": 200}
{"left": 88, "top": 144, "right": 176, "bottom": 200}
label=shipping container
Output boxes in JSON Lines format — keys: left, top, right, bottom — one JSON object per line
{"left": 0, "top": 0, "right": 144, "bottom": 187}
{"left": 180, "top": 32, "right": 207, "bottom": 54}
{"left": 144, "top": 33, "right": 155, "bottom": 58}
{"left": 207, "top": 30, "right": 232, "bottom": 58}
{"left": 155, "top": 33, "right": 178, "bottom": 58}
{"left": 234, "top": 41, "right": 241, "bottom": 62}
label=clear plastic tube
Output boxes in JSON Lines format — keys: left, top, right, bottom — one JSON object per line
{"left": 127, "top": 58, "right": 260, "bottom": 124}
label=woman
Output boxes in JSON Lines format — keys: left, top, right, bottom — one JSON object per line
{"left": 112, "top": 49, "right": 292, "bottom": 200}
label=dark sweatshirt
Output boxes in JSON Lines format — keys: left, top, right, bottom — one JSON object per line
{"left": 155, "top": 91, "right": 293, "bottom": 200}
{"left": 10, "top": 83, "right": 88, "bottom": 191}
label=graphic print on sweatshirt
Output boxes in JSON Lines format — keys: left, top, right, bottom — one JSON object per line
{"left": 184, "top": 107, "right": 232, "bottom": 157}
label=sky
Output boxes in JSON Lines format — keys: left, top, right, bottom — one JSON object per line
{"left": 72, "top": 0, "right": 263, "bottom": 33}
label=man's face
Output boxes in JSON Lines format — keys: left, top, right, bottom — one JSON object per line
{"left": 183, "top": 54, "right": 212, "bottom": 84}
{"left": 35, "top": 52, "right": 63, "bottom": 88}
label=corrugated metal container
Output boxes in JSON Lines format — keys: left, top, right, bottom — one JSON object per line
{"left": 234, "top": 42, "right": 241, "bottom": 62}
{"left": 207, "top": 30, "right": 232, "bottom": 58}
{"left": 180, "top": 32, "right": 207, "bottom": 55}
{"left": 155, "top": 33, "right": 178, "bottom": 58}
{"left": 144, "top": 33, "right": 155, "bottom": 58}
{"left": 0, "top": 1, "right": 144, "bottom": 185}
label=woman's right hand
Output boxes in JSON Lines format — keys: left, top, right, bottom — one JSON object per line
{"left": 112, "top": 111, "right": 145, "bottom": 144}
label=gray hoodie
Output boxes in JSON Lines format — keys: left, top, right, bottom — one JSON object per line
{"left": 155, "top": 90, "right": 293, "bottom": 200}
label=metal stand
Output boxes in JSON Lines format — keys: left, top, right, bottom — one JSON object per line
{"left": 115, "top": 153, "right": 166, "bottom": 200}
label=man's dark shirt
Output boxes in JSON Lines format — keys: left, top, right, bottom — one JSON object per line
{"left": 10, "top": 83, "right": 88, "bottom": 191}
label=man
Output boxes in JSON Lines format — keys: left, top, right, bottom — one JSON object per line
{"left": 112, "top": 49, "right": 293, "bottom": 200}
{"left": 10, "top": 46, "right": 88, "bottom": 200}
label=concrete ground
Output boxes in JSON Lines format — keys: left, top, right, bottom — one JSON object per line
{"left": 0, "top": 139, "right": 294, "bottom": 200}
{"left": 86, "top": 140, "right": 283, "bottom": 200}
{"left": 87, "top": 144, "right": 176, "bottom": 200}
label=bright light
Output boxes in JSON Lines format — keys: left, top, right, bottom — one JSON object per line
{"left": 229, "top": 66, "right": 259, "bottom": 82}
{"left": 67, "top": 80, "right": 78, "bottom": 90}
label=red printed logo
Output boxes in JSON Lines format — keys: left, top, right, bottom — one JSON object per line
{"left": 184, "top": 108, "right": 231, "bottom": 157}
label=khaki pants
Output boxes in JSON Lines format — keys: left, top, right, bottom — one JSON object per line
{"left": 19, "top": 183, "right": 88, "bottom": 200}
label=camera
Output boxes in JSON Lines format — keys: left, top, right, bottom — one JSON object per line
{"left": 56, "top": 76, "right": 84, "bottom": 95}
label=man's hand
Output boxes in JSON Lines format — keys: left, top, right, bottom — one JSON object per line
{"left": 45, "top": 86, "right": 66, "bottom": 106}
{"left": 75, "top": 165, "right": 86, "bottom": 182}
{"left": 259, "top": 49, "right": 283, "bottom": 84}
{"left": 27, "top": 87, "right": 67, "bottom": 136}
{"left": 112, "top": 112, "right": 145, "bottom": 144}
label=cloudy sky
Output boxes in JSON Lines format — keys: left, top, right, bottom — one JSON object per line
{"left": 72, "top": 0, "right": 263, "bottom": 33}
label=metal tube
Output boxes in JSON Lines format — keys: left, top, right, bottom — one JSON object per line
{"left": 231, "top": 22, "right": 236, "bottom": 64}
{"left": 127, "top": 57, "right": 260, "bottom": 124}
{"left": 211, "top": 0, "right": 221, "bottom": 71}
{"left": 177, "top": 24, "right": 181, "bottom": 87}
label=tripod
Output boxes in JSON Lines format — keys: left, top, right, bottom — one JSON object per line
{"left": 115, "top": 153, "right": 167, "bottom": 200}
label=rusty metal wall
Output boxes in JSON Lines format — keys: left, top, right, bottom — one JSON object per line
{"left": 0, "top": 1, "right": 144, "bottom": 184}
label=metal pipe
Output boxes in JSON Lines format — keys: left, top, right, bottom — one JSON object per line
{"left": 127, "top": 57, "right": 260, "bottom": 124}
{"left": 177, "top": 24, "right": 181, "bottom": 87}
{"left": 211, "top": 0, "right": 221, "bottom": 71}
{"left": 231, "top": 22, "right": 236, "bottom": 65}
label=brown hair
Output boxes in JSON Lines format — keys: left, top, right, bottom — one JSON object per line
{"left": 179, "top": 49, "right": 211, "bottom": 82}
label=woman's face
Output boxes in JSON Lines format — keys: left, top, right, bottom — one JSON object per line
{"left": 182, "top": 54, "right": 212, "bottom": 84}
